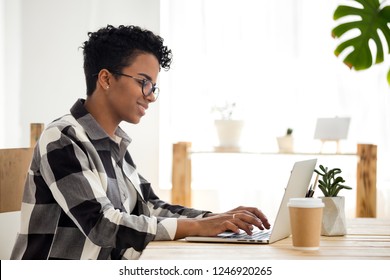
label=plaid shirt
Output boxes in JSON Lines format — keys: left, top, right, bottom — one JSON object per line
{"left": 11, "top": 99, "right": 208, "bottom": 260}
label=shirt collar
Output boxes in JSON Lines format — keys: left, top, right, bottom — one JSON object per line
{"left": 70, "top": 98, "right": 132, "bottom": 147}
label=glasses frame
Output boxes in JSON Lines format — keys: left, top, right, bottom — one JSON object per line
{"left": 111, "top": 71, "right": 159, "bottom": 100}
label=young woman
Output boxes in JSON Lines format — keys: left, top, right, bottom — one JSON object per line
{"left": 11, "top": 25, "right": 270, "bottom": 260}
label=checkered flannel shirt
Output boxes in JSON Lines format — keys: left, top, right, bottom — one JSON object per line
{"left": 11, "top": 99, "right": 209, "bottom": 260}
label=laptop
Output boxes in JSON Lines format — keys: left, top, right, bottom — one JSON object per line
{"left": 185, "top": 158, "right": 317, "bottom": 244}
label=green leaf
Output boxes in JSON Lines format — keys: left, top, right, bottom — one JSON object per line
{"left": 387, "top": 68, "right": 390, "bottom": 85}
{"left": 332, "top": 169, "right": 342, "bottom": 175}
{"left": 332, "top": 177, "right": 345, "bottom": 186}
{"left": 333, "top": 185, "right": 353, "bottom": 196}
{"left": 315, "top": 164, "right": 352, "bottom": 196}
{"left": 319, "top": 165, "right": 327, "bottom": 173}
{"left": 332, "top": 0, "right": 390, "bottom": 71}
{"left": 318, "top": 185, "right": 329, "bottom": 197}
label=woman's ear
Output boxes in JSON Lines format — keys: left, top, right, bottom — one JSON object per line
{"left": 97, "top": 69, "right": 111, "bottom": 90}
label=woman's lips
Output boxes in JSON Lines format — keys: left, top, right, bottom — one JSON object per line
{"left": 138, "top": 103, "right": 147, "bottom": 116}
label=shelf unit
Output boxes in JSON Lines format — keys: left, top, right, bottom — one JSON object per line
{"left": 172, "top": 142, "right": 377, "bottom": 217}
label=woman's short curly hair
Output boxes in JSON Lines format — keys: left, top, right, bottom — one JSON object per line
{"left": 81, "top": 25, "right": 173, "bottom": 96}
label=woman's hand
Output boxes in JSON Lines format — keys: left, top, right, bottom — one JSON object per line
{"left": 175, "top": 206, "right": 271, "bottom": 239}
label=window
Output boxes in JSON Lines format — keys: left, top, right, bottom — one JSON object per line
{"left": 159, "top": 0, "right": 390, "bottom": 217}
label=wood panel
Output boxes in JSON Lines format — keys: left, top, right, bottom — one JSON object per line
{"left": 30, "top": 123, "right": 44, "bottom": 147}
{"left": 356, "top": 144, "right": 377, "bottom": 217}
{"left": 0, "top": 148, "right": 33, "bottom": 212}
{"left": 0, "top": 123, "right": 44, "bottom": 213}
{"left": 172, "top": 142, "right": 192, "bottom": 206}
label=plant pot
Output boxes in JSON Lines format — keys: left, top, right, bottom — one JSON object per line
{"left": 320, "top": 196, "right": 347, "bottom": 236}
{"left": 214, "top": 119, "right": 244, "bottom": 148}
{"left": 276, "top": 135, "right": 294, "bottom": 153}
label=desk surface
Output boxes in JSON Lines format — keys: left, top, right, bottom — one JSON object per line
{"left": 140, "top": 218, "right": 390, "bottom": 260}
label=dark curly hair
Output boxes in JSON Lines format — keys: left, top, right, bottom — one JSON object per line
{"left": 81, "top": 25, "right": 172, "bottom": 96}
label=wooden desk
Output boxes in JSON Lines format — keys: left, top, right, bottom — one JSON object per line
{"left": 140, "top": 218, "right": 390, "bottom": 260}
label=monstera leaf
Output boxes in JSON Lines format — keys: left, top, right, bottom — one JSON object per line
{"left": 332, "top": 0, "right": 390, "bottom": 84}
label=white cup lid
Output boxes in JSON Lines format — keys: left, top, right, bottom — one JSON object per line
{"left": 287, "top": 198, "right": 324, "bottom": 208}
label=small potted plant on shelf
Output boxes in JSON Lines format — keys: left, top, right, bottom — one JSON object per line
{"left": 314, "top": 164, "right": 352, "bottom": 236}
{"left": 211, "top": 101, "right": 244, "bottom": 149}
{"left": 276, "top": 128, "right": 294, "bottom": 153}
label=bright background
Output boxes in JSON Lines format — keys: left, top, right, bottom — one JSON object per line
{"left": 158, "top": 0, "right": 390, "bottom": 219}
{"left": 1, "top": 0, "right": 389, "bottom": 259}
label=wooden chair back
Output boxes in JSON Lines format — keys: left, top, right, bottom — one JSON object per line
{"left": 0, "top": 123, "right": 44, "bottom": 213}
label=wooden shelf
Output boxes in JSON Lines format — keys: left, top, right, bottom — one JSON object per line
{"left": 172, "top": 142, "right": 377, "bottom": 218}
{"left": 190, "top": 148, "right": 357, "bottom": 156}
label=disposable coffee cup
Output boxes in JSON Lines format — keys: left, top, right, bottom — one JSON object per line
{"left": 288, "top": 198, "right": 324, "bottom": 250}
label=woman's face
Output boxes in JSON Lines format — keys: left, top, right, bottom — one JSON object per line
{"left": 106, "top": 53, "right": 160, "bottom": 124}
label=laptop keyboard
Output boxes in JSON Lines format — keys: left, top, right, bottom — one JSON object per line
{"left": 219, "top": 229, "right": 272, "bottom": 240}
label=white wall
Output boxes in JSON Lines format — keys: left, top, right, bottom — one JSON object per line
{"left": 1, "top": 0, "right": 164, "bottom": 190}
{"left": 0, "top": 1, "right": 3, "bottom": 139}
{"left": 0, "top": 0, "right": 169, "bottom": 260}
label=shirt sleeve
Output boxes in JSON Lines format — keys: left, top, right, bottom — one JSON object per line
{"left": 155, "top": 218, "right": 177, "bottom": 240}
{"left": 138, "top": 174, "right": 211, "bottom": 219}
{"left": 134, "top": 174, "right": 212, "bottom": 240}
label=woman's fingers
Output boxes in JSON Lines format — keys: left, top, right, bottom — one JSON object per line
{"left": 229, "top": 207, "right": 271, "bottom": 230}
{"left": 198, "top": 207, "right": 271, "bottom": 237}
{"left": 231, "top": 212, "right": 264, "bottom": 233}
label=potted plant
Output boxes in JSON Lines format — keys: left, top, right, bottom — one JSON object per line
{"left": 212, "top": 102, "right": 244, "bottom": 149}
{"left": 314, "top": 164, "right": 352, "bottom": 236}
{"left": 276, "top": 128, "right": 294, "bottom": 153}
{"left": 332, "top": 0, "right": 390, "bottom": 85}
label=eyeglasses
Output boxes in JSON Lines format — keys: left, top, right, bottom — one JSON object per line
{"left": 112, "top": 72, "right": 160, "bottom": 100}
